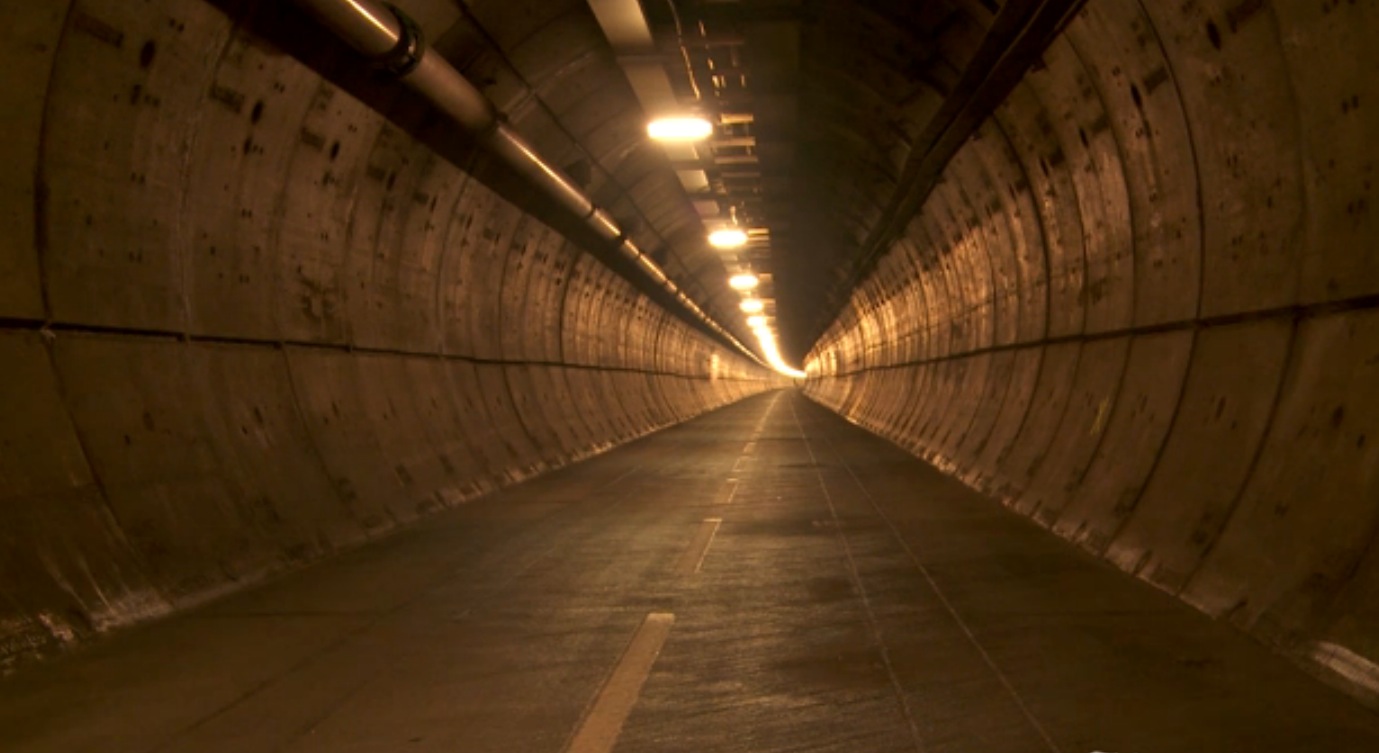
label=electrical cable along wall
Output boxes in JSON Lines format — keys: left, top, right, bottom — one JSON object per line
{"left": 0, "top": 0, "right": 771, "bottom": 672}
{"left": 803, "top": 0, "right": 1379, "bottom": 704}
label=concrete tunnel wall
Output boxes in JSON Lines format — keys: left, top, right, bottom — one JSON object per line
{"left": 804, "top": 0, "right": 1379, "bottom": 703}
{"left": 0, "top": 1, "right": 774, "bottom": 670}
{"left": 5, "top": 0, "right": 1379, "bottom": 714}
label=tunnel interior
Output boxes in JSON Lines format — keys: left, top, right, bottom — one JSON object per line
{"left": 3, "top": 0, "right": 1379, "bottom": 725}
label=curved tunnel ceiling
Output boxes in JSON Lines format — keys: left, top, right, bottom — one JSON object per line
{"left": 4, "top": 0, "right": 1379, "bottom": 713}
{"left": 305, "top": 0, "right": 1026, "bottom": 366}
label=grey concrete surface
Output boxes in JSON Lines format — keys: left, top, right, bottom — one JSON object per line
{"left": 2, "top": 391, "right": 1376, "bottom": 753}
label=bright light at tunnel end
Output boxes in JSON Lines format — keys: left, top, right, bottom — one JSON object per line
{"left": 752, "top": 327, "right": 807, "bottom": 379}
{"left": 647, "top": 117, "right": 714, "bottom": 142}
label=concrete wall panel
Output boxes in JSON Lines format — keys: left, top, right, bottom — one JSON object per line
{"left": 918, "top": 360, "right": 969, "bottom": 454}
{"left": 1013, "top": 337, "right": 1130, "bottom": 527}
{"left": 498, "top": 223, "right": 546, "bottom": 362}
{"left": 525, "top": 234, "right": 572, "bottom": 362}
{"left": 0, "top": 2, "right": 69, "bottom": 319}
{"left": 1276, "top": 1, "right": 1379, "bottom": 303}
{"left": 967, "top": 348, "right": 1042, "bottom": 489}
{"left": 927, "top": 361, "right": 971, "bottom": 459}
{"left": 1066, "top": 0, "right": 1202, "bottom": 327}
{"left": 351, "top": 355, "right": 459, "bottom": 518}
{"left": 274, "top": 83, "right": 381, "bottom": 345}
{"left": 56, "top": 337, "right": 284, "bottom": 599}
{"left": 185, "top": 26, "right": 325, "bottom": 341}
{"left": 563, "top": 368, "right": 617, "bottom": 448}
{"left": 994, "top": 84, "right": 1087, "bottom": 339}
{"left": 504, "top": 365, "right": 566, "bottom": 467}
{"left": 0, "top": 332, "right": 165, "bottom": 670}
{"left": 1028, "top": 36, "right": 1135, "bottom": 335}
{"left": 987, "top": 342, "right": 1081, "bottom": 502}
{"left": 460, "top": 190, "right": 524, "bottom": 360}
{"left": 1183, "top": 312, "right": 1379, "bottom": 633}
{"left": 369, "top": 154, "right": 460, "bottom": 353}
{"left": 960, "top": 134, "right": 1023, "bottom": 347}
{"left": 402, "top": 358, "right": 493, "bottom": 498}
{"left": 443, "top": 360, "right": 521, "bottom": 483}
{"left": 193, "top": 345, "right": 358, "bottom": 555}
{"left": 1318, "top": 517, "right": 1379, "bottom": 705}
{"left": 1052, "top": 331, "right": 1194, "bottom": 555}
{"left": 1145, "top": 0, "right": 1304, "bottom": 317}
{"left": 1105, "top": 321, "right": 1292, "bottom": 593}
{"left": 285, "top": 348, "right": 414, "bottom": 532}
{"left": 474, "top": 364, "right": 543, "bottom": 478}
{"left": 42, "top": 0, "right": 230, "bottom": 331}
{"left": 951, "top": 351, "right": 1019, "bottom": 470}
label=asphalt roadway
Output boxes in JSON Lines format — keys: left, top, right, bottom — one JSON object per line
{"left": 2, "top": 390, "right": 1377, "bottom": 752}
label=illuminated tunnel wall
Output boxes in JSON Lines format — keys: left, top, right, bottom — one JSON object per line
{"left": 0, "top": 0, "right": 771, "bottom": 668}
{"left": 804, "top": 0, "right": 1379, "bottom": 702}
{"left": 5, "top": 0, "right": 1379, "bottom": 712}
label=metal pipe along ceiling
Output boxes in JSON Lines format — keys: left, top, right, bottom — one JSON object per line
{"left": 289, "top": 0, "right": 764, "bottom": 365}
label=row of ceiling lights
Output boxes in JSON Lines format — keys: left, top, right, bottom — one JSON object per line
{"left": 647, "top": 115, "right": 802, "bottom": 378}
{"left": 582, "top": 1, "right": 802, "bottom": 378}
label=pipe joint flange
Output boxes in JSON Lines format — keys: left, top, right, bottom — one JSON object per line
{"left": 377, "top": 4, "right": 425, "bottom": 76}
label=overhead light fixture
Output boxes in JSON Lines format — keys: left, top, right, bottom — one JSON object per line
{"left": 648, "top": 116, "right": 713, "bottom": 142}
{"left": 728, "top": 273, "right": 759, "bottom": 291}
{"left": 740, "top": 299, "right": 764, "bottom": 314}
{"left": 709, "top": 228, "right": 748, "bottom": 249}
{"left": 746, "top": 315, "right": 767, "bottom": 328}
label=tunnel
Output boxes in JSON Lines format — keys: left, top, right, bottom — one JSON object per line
{"left": 3, "top": 0, "right": 1379, "bottom": 749}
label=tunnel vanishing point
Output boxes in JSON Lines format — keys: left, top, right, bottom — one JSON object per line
{"left": 3, "top": 0, "right": 1379, "bottom": 747}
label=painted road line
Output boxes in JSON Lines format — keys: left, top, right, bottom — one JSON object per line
{"left": 675, "top": 518, "right": 723, "bottom": 574}
{"left": 564, "top": 612, "right": 676, "bottom": 753}
{"left": 717, "top": 479, "right": 739, "bottom": 506}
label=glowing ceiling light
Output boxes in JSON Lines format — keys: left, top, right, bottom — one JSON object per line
{"left": 708, "top": 228, "right": 748, "bottom": 249}
{"left": 647, "top": 117, "right": 713, "bottom": 141}
{"left": 746, "top": 314, "right": 767, "bottom": 328}
{"left": 740, "top": 298, "right": 764, "bottom": 314}
{"left": 728, "top": 273, "right": 759, "bottom": 291}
